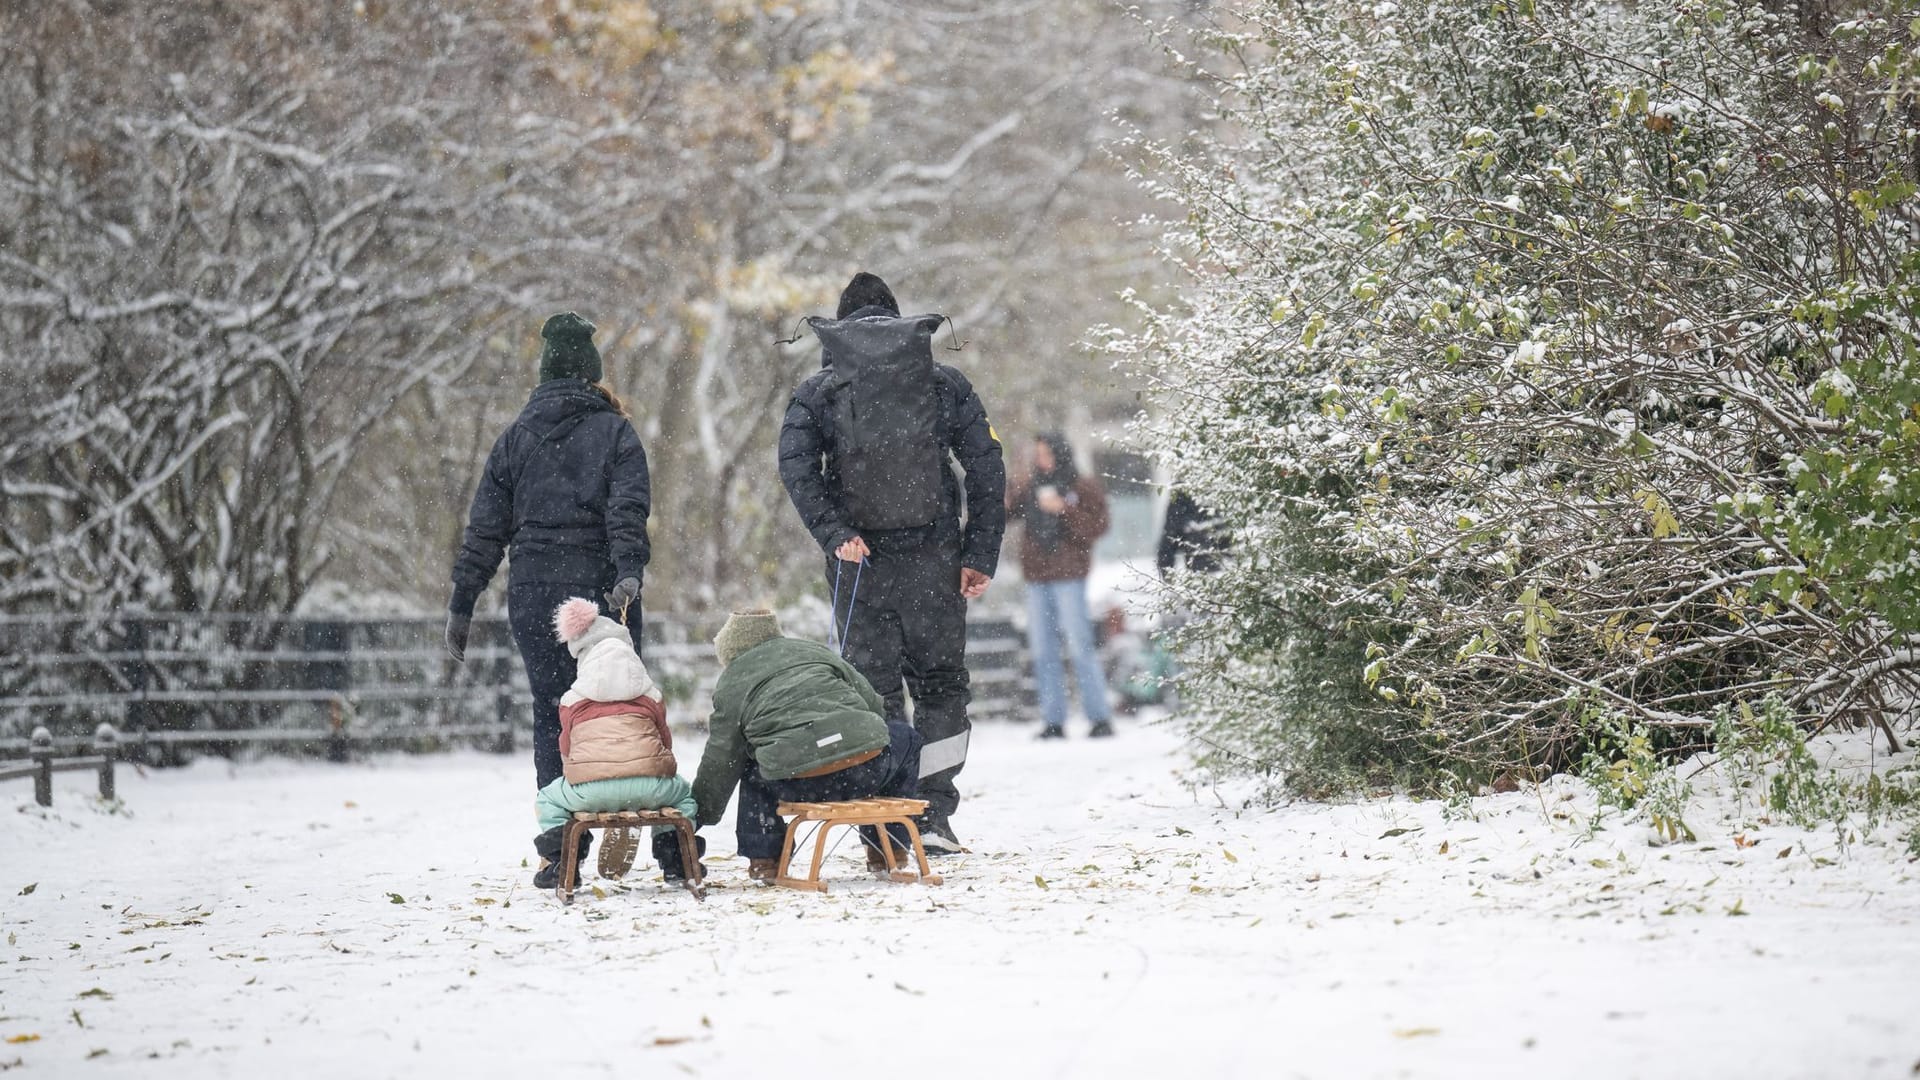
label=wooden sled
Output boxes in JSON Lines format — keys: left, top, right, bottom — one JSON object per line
{"left": 773, "top": 797, "right": 943, "bottom": 893}
{"left": 558, "top": 809, "right": 705, "bottom": 904}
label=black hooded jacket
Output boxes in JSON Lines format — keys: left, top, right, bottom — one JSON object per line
{"left": 777, "top": 304, "right": 1006, "bottom": 575}
{"left": 1156, "top": 490, "right": 1223, "bottom": 575}
{"left": 449, "top": 379, "right": 651, "bottom": 615}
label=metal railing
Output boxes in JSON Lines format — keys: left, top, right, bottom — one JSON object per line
{"left": 1, "top": 725, "right": 119, "bottom": 805}
{"left": 0, "top": 611, "right": 1035, "bottom": 762}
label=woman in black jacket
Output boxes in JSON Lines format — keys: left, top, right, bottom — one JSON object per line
{"left": 445, "top": 312, "right": 652, "bottom": 794}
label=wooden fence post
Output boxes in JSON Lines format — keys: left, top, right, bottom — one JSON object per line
{"left": 95, "top": 722, "right": 118, "bottom": 801}
{"left": 30, "top": 726, "right": 53, "bottom": 808}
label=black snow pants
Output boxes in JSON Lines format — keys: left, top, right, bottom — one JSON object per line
{"left": 827, "top": 535, "right": 971, "bottom": 824}
{"left": 506, "top": 582, "right": 627, "bottom": 790}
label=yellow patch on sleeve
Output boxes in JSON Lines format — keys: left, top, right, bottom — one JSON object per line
{"left": 988, "top": 424, "right": 1001, "bottom": 444}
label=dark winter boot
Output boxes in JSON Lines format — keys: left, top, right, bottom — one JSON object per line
{"left": 652, "top": 831, "right": 708, "bottom": 883}
{"left": 532, "top": 826, "right": 595, "bottom": 890}
{"left": 748, "top": 857, "right": 779, "bottom": 882}
{"left": 917, "top": 813, "right": 966, "bottom": 856}
{"left": 1088, "top": 720, "right": 1115, "bottom": 738}
{"left": 532, "top": 826, "right": 568, "bottom": 891}
{"left": 1036, "top": 725, "right": 1066, "bottom": 741}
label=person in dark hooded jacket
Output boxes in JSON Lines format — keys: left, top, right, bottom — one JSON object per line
{"left": 446, "top": 312, "right": 652, "bottom": 837}
{"left": 777, "top": 272, "right": 1005, "bottom": 853}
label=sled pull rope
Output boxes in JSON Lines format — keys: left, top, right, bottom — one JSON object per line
{"left": 830, "top": 557, "right": 865, "bottom": 658}
{"left": 934, "top": 313, "right": 967, "bottom": 352}
{"left": 774, "top": 317, "right": 811, "bottom": 347}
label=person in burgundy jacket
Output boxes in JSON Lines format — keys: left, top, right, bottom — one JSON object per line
{"left": 1007, "top": 432, "right": 1115, "bottom": 739}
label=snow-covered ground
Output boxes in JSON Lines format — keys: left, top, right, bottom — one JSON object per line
{"left": 4, "top": 718, "right": 1917, "bottom": 1078}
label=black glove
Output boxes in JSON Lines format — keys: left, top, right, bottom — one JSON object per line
{"left": 605, "top": 576, "right": 640, "bottom": 619}
{"left": 445, "top": 612, "right": 471, "bottom": 663}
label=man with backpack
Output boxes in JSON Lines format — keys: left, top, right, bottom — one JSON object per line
{"left": 778, "top": 272, "right": 1006, "bottom": 853}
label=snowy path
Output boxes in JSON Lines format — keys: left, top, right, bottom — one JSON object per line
{"left": 4, "top": 718, "right": 1916, "bottom": 1078}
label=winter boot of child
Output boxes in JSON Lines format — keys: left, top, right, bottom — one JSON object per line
{"left": 598, "top": 827, "right": 640, "bottom": 880}
{"left": 532, "top": 826, "right": 595, "bottom": 890}
{"left": 865, "top": 839, "right": 908, "bottom": 873}
{"left": 652, "top": 831, "right": 708, "bottom": 883}
{"left": 748, "top": 857, "right": 779, "bottom": 883}
{"left": 532, "top": 826, "right": 567, "bottom": 890}
{"left": 862, "top": 826, "right": 907, "bottom": 872}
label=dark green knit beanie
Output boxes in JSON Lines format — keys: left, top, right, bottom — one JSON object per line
{"left": 538, "top": 312, "right": 602, "bottom": 383}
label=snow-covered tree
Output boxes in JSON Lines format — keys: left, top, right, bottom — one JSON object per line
{"left": 1, "top": 0, "right": 1203, "bottom": 617}
{"left": 0, "top": 3, "right": 500, "bottom": 615}
{"left": 1124, "top": 0, "right": 1920, "bottom": 793}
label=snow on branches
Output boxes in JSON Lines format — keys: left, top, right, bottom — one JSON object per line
{"left": 1126, "top": 0, "right": 1920, "bottom": 790}
{"left": 0, "top": 38, "right": 479, "bottom": 615}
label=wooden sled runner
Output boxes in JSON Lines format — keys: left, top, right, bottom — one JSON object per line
{"left": 773, "top": 796, "right": 943, "bottom": 893}
{"left": 557, "top": 809, "right": 706, "bottom": 904}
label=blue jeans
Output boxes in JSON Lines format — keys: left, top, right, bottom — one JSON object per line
{"left": 1025, "top": 578, "right": 1111, "bottom": 730}
{"left": 734, "top": 719, "right": 923, "bottom": 860}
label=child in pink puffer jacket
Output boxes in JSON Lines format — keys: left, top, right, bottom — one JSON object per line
{"left": 531, "top": 598, "right": 699, "bottom": 889}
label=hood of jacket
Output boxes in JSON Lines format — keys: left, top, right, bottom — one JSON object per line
{"left": 516, "top": 379, "right": 612, "bottom": 440}
{"left": 815, "top": 306, "right": 938, "bottom": 368}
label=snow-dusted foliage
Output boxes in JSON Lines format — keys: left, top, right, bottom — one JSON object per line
{"left": 0, "top": 5, "right": 499, "bottom": 614}
{"left": 1123, "top": 1, "right": 1920, "bottom": 792}
{"left": 0, "top": 1, "right": 1200, "bottom": 615}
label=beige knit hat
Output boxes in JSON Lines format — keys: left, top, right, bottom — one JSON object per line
{"left": 714, "top": 609, "right": 783, "bottom": 668}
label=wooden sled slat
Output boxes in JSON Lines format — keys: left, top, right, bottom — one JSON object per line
{"left": 557, "top": 808, "right": 705, "bottom": 905}
{"left": 772, "top": 797, "right": 943, "bottom": 892}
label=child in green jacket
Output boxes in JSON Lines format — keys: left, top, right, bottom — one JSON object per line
{"left": 691, "top": 610, "right": 922, "bottom": 880}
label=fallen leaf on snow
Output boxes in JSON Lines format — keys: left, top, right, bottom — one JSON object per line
{"left": 2, "top": 1036, "right": 37, "bottom": 1045}
{"left": 15, "top": 885, "right": 33, "bottom": 897}
{"left": 386, "top": 893, "right": 406, "bottom": 905}
{"left": 76, "top": 988, "right": 112, "bottom": 1000}
{"left": 1393, "top": 1027, "right": 1440, "bottom": 1039}
{"left": 1379, "top": 827, "right": 1420, "bottom": 839}
{"left": 1222, "top": 849, "right": 1238, "bottom": 863}
{"left": 651, "top": 1036, "right": 693, "bottom": 1047}
{"left": 1033, "top": 875, "right": 1049, "bottom": 890}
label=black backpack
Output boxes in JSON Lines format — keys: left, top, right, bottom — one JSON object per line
{"left": 807, "top": 312, "right": 950, "bottom": 531}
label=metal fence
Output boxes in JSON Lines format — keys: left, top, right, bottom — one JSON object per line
{"left": 0, "top": 611, "right": 1034, "bottom": 762}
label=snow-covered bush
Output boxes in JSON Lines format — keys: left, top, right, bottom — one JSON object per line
{"left": 1123, "top": 1, "right": 1920, "bottom": 795}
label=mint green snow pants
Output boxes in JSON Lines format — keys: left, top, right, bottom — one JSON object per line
{"left": 534, "top": 774, "right": 698, "bottom": 836}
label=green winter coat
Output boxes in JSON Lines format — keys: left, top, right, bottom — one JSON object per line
{"left": 692, "top": 637, "right": 890, "bottom": 827}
